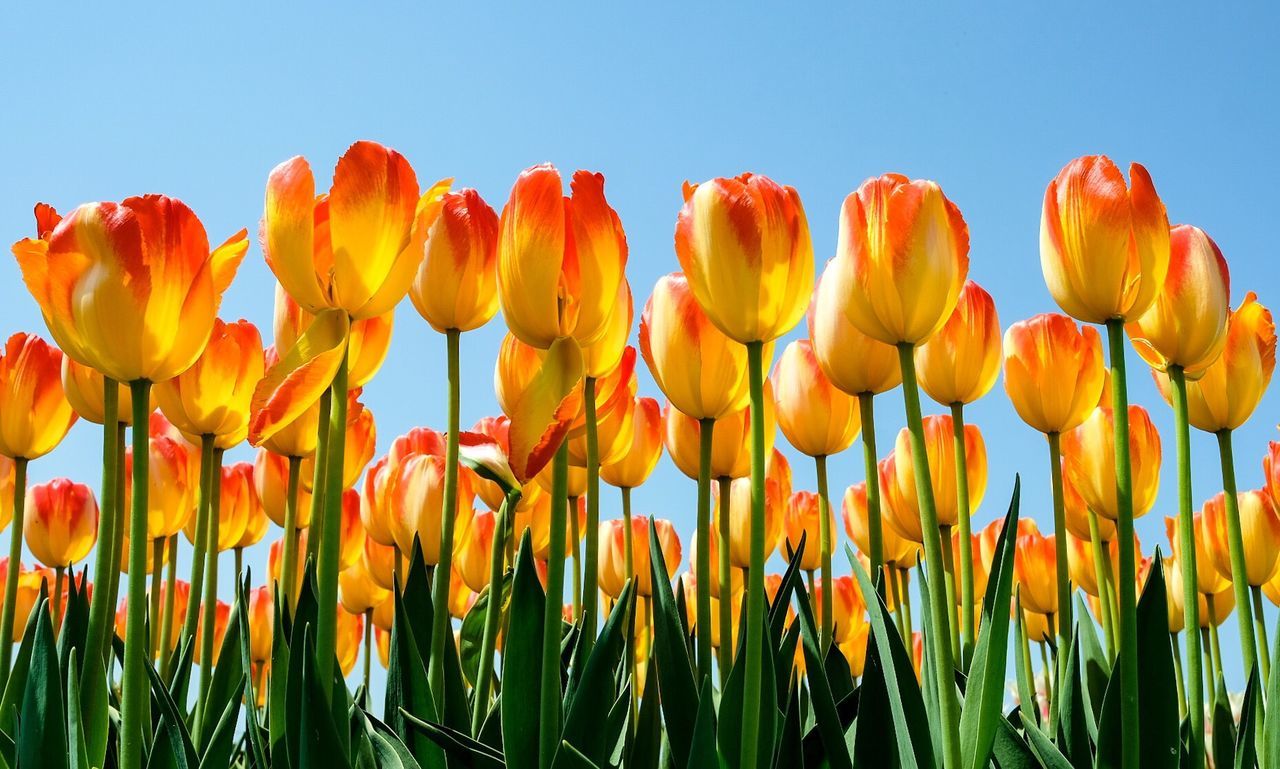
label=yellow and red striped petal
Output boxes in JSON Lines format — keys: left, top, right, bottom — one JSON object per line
{"left": 498, "top": 164, "right": 575, "bottom": 348}
{"left": 507, "top": 336, "right": 584, "bottom": 482}
{"left": 353, "top": 177, "right": 451, "bottom": 320}
{"left": 568, "top": 170, "right": 627, "bottom": 346}
{"left": 249, "top": 309, "right": 350, "bottom": 446}
{"left": 263, "top": 155, "right": 328, "bottom": 313}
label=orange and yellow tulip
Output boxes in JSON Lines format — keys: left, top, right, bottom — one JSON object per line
{"left": 204, "top": 462, "right": 257, "bottom": 553}
{"left": 580, "top": 282, "right": 634, "bottom": 381}
{"left": 687, "top": 531, "right": 743, "bottom": 599}
{"left": 2, "top": 561, "right": 45, "bottom": 641}
{"left": 1002, "top": 313, "right": 1106, "bottom": 436}
{"left": 24, "top": 478, "right": 98, "bottom": 568}
{"left": 254, "top": 449, "right": 312, "bottom": 529}
{"left": 807, "top": 255, "right": 902, "bottom": 396}
{"left": 721, "top": 450, "right": 789, "bottom": 569}
{"left": 836, "top": 174, "right": 969, "bottom": 345}
{"left": 771, "top": 340, "right": 859, "bottom": 458}
{"left": 125, "top": 434, "right": 196, "bottom": 540}
{"left": 299, "top": 388, "right": 375, "bottom": 491}
{"left": 465, "top": 416, "right": 542, "bottom": 512}
{"left": 493, "top": 333, "right": 585, "bottom": 482}
{"left": 13, "top": 195, "right": 247, "bottom": 384}
{"left": 663, "top": 392, "right": 775, "bottom": 481}
{"left": 1039, "top": 155, "right": 1170, "bottom": 324}
{"left": 363, "top": 538, "right": 397, "bottom": 592}
{"left": 598, "top": 516, "right": 682, "bottom": 598}
{"left": 1061, "top": 463, "right": 1115, "bottom": 542}
{"left": 249, "top": 311, "right": 350, "bottom": 448}
{"left": 1127, "top": 224, "right": 1230, "bottom": 376}
{"left": 1266, "top": 441, "right": 1280, "bottom": 510}
{"left": 674, "top": 174, "right": 813, "bottom": 344}
{"left": 882, "top": 415, "right": 987, "bottom": 542}
{"left": 456, "top": 508, "right": 498, "bottom": 594}
{"left": 410, "top": 188, "right": 501, "bottom": 333}
{"left": 193, "top": 599, "right": 230, "bottom": 666}
{"left": 600, "top": 397, "right": 663, "bottom": 489}
{"left": 842, "top": 481, "right": 919, "bottom": 567}
{"left": 497, "top": 165, "right": 626, "bottom": 349}
{"left": 1167, "top": 514, "right": 1232, "bottom": 596}
{"left": 272, "top": 284, "right": 393, "bottom": 389}
{"left": 1061, "top": 405, "right": 1162, "bottom": 521}
{"left": 915, "top": 280, "right": 1001, "bottom": 406}
{"left": 247, "top": 585, "right": 273, "bottom": 663}
{"left": 389, "top": 452, "right": 474, "bottom": 564}
{"left": 339, "top": 557, "right": 391, "bottom": 616}
{"left": 1013, "top": 524, "right": 1058, "bottom": 616}
{"left": 1202, "top": 490, "right": 1280, "bottom": 586}
{"left": 514, "top": 493, "right": 586, "bottom": 562}
{"left": 61, "top": 356, "right": 133, "bottom": 426}
{"left": 0, "top": 333, "right": 77, "bottom": 461}
{"left": 0, "top": 458, "right": 12, "bottom": 532}
{"left": 783, "top": 491, "right": 834, "bottom": 572}
{"left": 812, "top": 575, "right": 865, "bottom": 644}
{"left": 154, "top": 318, "right": 263, "bottom": 448}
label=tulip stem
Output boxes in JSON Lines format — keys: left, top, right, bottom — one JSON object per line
{"left": 119, "top": 379, "right": 153, "bottom": 769}
{"left": 195, "top": 448, "right": 224, "bottom": 737}
{"left": 1039, "top": 639, "right": 1053, "bottom": 710}
{"left": 1253, "top": 586, "right": 1271, "bottom": 685}
{"left": 538, "top": 443, "right": 569, "bottom": 769}
{"left": 362, "top": 608, "right": 372, "bottom": 696}
{"left": 107, "top": 423, "right": 127, "bottom": 636}
{"left": 620, "top": 486, "right": 639, "bottom": 728}
{"left": 1086, "top": 511, "right": 1116, "bottom": 661}
{"left": 857, "top": 393, "right": 885, "bottom": 576}
{"left": 307, "top": 388, "right": 332, "bottom": 566}
{"left": 1172, "top": 631, "right": 1188, "bottom": 718}
{"left": 887, "top": 561, "right": 905, "bottom": 638}
{"left": 1016, "top": 601, "right": 1038, "bottom": 726}
{"left": 950, "top": 405, "right": 976, "bottom": 671}
{"left": 474, "top": 491, "right": 517, "bottom": 736}
{"left": 315, "top": 350, "right": 349, "bottom": 702}
{"left": 182, "top": 434, "right": 216, "bottom": 652}
{"left": 940, "top": 524, "right": 961, "bottom": 661}
{"left": 815, "top": 454, "right": 834, "bottom": 655}
{"left": 150, "top": 537, "right": 165, "bottom": 657}
{"left": 1045, "top": 431, "right": 1071, "bottom": 712}
{"left": 159, "top": 534, "right": 179, "bottom": 678}
{"left": 899, "top": 567, "right": 913, "bottom": 639}
{"left": 84, "top": 379, "right": 121, "bottom": 671}
{"left": 1215, "top": 428, "right": 1259, "bottom": 676}
{"left": 281, "top": 456, "right": 302, "bottom": 612}
{"left": 738, "top": 341, "right": 771, "bottom": 769}
{"left": 695, "top": 417, "right": 715, "bottom": 685}
{"left": 621, "top": 487, "right": 635, "bottom": 583}
{"left": 581, "top": 376, "right": 601, "bottom": 654}
{"left": 1200, "top": 627, "right": 1215, "bottom": 696}
{"left": 569, "top": 497, "right": 581, "bottom": 620}
{"left": 1104, "top": 318, "right": 1139, "bottom": 769}
{"left": 896, "top": 343, "right": 961, "bottom": 769}
{"left": 429, "top": 328, "right": 463, "bottom": 712}
{"left": 1207, "top": 593, "right": 1224, "bottom": 688}
{"left": 0, "top": 456, "right": 28, "bottom": 687}
{"left": 717, "top": 477, "right": 733, "bottom": 680}
{"left": 52, "top": 567, "right": 65, "bottom": 636}
{"left": 1166, "top": 365, "right": 1206, "bottom": 766}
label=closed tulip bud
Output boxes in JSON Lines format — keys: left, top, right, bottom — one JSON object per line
{"left": 663, "top": 391, "right": 775, "bottom": 481}
{"left": 808, "top": 255, "right": 902, "bottom": 396}
{"left": 513, "top": 492, "right": 585, "bottom": 562}
{"left": 978, "top": 517, "right": 1040, "bottom": 572}
{"left": 840, "top": 622, "right": 871, "bottom": 678}
{"left": 771, "top": 340, "right": 860, "bottom": 457}
{"left": 842, "top": 481, "right": 919, "bottom": 567}
{"left": 125, "top": 434, "right": 196, "bottom": 540}
{"left": 24, "top": 478, "right": 98, "bottom": 569}
{"left": 154, "top": 319, "right": 263, "bottom": 449}
{"left": 336, "top": 607, "right": 363, "bottom": 676}
{"left": 236, "top": 486, "right": 269, "bottom": 551}
{"left": 0, "top": 333, "right": 77, "bottom": 460}
{"left": 837, "top": 174, "right": 970, "bottom": 346}
{"left": 359, "top": 456, "right": 396, "bottom": 546}
{"left": 1202, "top": 490, "right": 1280, "bottom": 586}
{"left": 1002, "top": 314, "right": 1106, "bottom": 435}
{"left": 1127, "top": 225, "right": 1231, "bottom": 376}
{"left": 195, "top": 462, "right": 254, "bottom": 553}
{"left": 339, "top": 558, "right": 390, "bottom": 616}
{"left": 268, "top": 536, "right": 306, "bottom": 592}
{"left": 61, "top": 356, "right": 133, "bottom": 426}
{"left": 1061, "top": 458, "right": 1115, "bottom": 541}
{"left": 915, "top": 281, "right": 1001, "bottom": 406}
{"left": 13, "top": 196, "right": 247, "bottom": 384}
{"left": 1154, "top": 292, "right": 1275, "bottom": 432}
{"left": 1167, "top": 514, "right": 1231, "bottom": 596}
{"left": 640, "top": 272, "right": 755, "bottom": 420}
{"left": 254, "top": 449, "right": 312, "bottom": 529}
{"left": 813, "top": 576, "right": 864, "bottom": 644}
{"left": 411, "top": 188, "right": 501, "bottom": 333}
{"left": 336, "top": 489, "right": 366, "bottom": 571}
{"left": 264, "top": 141, "right": 449, "bottom": 320}
{"left": 1066, "top": 533, "right": 1134, "bottom": 598}
{"left": 783, "top": 491, "right": 833, "bottom": 571}
{"left": 1062, "top": 405, "right": 1162, "bottom": 521}
{"left": 1039, "top": 155, "right": 1170, "bottom": 323}
{"left": 193, "top": 599, "right": 230, "bottom": 666}
{"left": 951, "top": 528, "right": 989, "bottom": 602}
{"left": 363, "top": 538, "right": 397, "bottom": 592}
{"left": 498, "top": 166, "right": 627, "bottom": 349}
{"left": 679, "top": 573, "right": 728, "bottom": 646}
{"left": 687, "top": 532, "right": 743, "bottom": 599}
{"left": 722, "top": 450, "right": 788, "bottom": 569}
{"left": 456, "top": 509, "right": 498, "bottom": 594}
{"left": 373, "top": 594, "right": 395, "bottom": 632}
{"left": 1023, "top": 611, "right": 1054, "bottom": 644}
{"left": 272, "top": 284, "right": 393, "bottom": 389}
{"left": 300, "top": 389, "right": 375, "bottom": 491}
{"left": 601, "top": 397, "right": 663, "bottom": 489}
{"left": 246, "top": 585, "right": 273, "bottom": 664}
{"left": 1014, "top": 527, "right": 1058, "bottom": 616}
{"left": 884, "top": 415, "right": 987, "bottom": 540}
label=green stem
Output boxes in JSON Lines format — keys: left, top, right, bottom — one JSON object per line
{"left": 1215, "top": 428, "right": 1259, "bottom": 675}
{"left": 888, "top": 559, "right": 905, "bottom": 638}
{"left": 1086, "top": 512, "right": 1116, "bottom": 661}
{"left": 234, "top": 547, "right": 243, "bottom": 585}
{"left": 52, "top": 567, "right": 65, "bottom": 637}
{"left": 581, "top": 376, "right": 601, "bottom": 655}
{"left": 150, "top": 537, "right": 164, "bottom": 658}
{"left": 899, "top": 567, "right": 914, "bottom": 639}
{"left": 195, "top": 448, "right": 224, "bottom": 735}
{"left": 1172, "top": 631, "right": 1188, "bottom": 718}
{"left": 119, "top": 379, "right": 153, "bottom": 769}
{"left": 857, "top": 393, "right": 884, "bottom": 572}
{"left": 181, "top": 434, "right": 215, "bottom": 650}
{"left": 107, "top": 424, "right": 127, "bottom": 641}
{"left": 1099, "top": 531, "right": 1121, "bottom": 656}
{"left": 622, "top": 487, "right": 635, "bottom": 585}
{"left": 1167, "top": 365, "right": 1205, "bottom": 766}
{"left": 1200, "top": 627, "right": 1215, "bottom": 697}
{"left": 695, "top": 417, "right": 715, "bottom": 685}
{"left": 940, "top": 524, "right": 961, "bottom": 661}
{"left": 0, "top": 457, "right": 28, "bottom": 687}
{"left": 740, "top": 340, "right": 769, "bottom": 769}
{"left": 569, "top": 498, "right": 581, "bottom": 620}
{"left": 717, "top": 477, "right": 733, "bottom": 682}
{"left": 897, "top": 343, "right": 961, "bottom": 769}
{"left": 1039, "top": 638, "right": 1053, "bottom": 711}
{"left": 316, "top": 350, "right": 349, "bottom": 701}
{"left": 1207, "top": 594, "right": 1223, "bottom": 689}
{"left": 84, "top": 379, "right": 120, "bottom": 671}
{"left": 1104, "top": 318, "right": 1139, "bottom": 769}
{"left": 281, "top": 455, "right": 302, "bottom": 613}
{"left": 621, "top": 485, "right": 639, "bottom": 726}
{"left": 1017, "top": 601, "right": 1039, "bottom": 726}
{"left": 1046, "top": 431, "right": 1071, "bottom": 715}
{"left": 363, "top": 609, "right": 372, "bottom": 696}
{"left": 429, "top": 328, "right": 462, "bottom": 711}
{"left": 159, "top": 533, "right": 178, "bottom": 677}
{"left": 473, "top": 492, "right": 516, "bottom": 736}
{"left": 307, "top": 388, "right": 332, "bottom": 566}
{"left": 816, "top": 455, "right": 834, "bottom": 656}
{"left": 1253, "top": 585, "right": 1271, "bottom": 685}
{"left": 951, "top": 404, "right": 976, "bottom": 671}
{"left": 538, "top": 443, "right": 569, "bottom": 769}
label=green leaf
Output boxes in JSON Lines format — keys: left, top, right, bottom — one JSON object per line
{"left": 400, "top": 708, "right": 506, "bottom": 769}
{"left": 774, "top": 679, "right": 803, "bottom": 769}
{"left": 1235, "top": 668, "right": 1260, "bottom": 769}
{"left": 19, "top": 603, "right": 68, "bottom": 769}
{"left": 385, "top": 582, "right": 444, "bottom": 769}
{"left": 685, "top": 677, "right": 719, "bottom": 769}
{"left": 852, "top": 638, "right": 896, "bottom": 766}
{"left": 270, "top": 582, "right": 293, "bottom": 767}
{"left": 196, "top": 588, "right": 244, "bottom": 755}
{"left": 1013, "top": 595, "right": 1040, "bottom": 731}
{"left": 1212, "top": 678, "right": 1237, "bottom": 769}
{"left": 1054, "top": 626, "right": 1090, "bottom": 768}
{"left": 1134, "top": 555, "right": 1180, "bottom": 768}
{"left": 235, "top": 576, "right": 269, "bottom": 769}
{"left": 1095, "top": 662, "right": 1122, "bottom": 769}
{"left": 361, "top": 709, "right": 424, "bottom": 769}
{"left": 143, "top": 642, "right": 199, "bottom": 769}
{"left": 298, "top": 627, "right": 352, "bottom": 769}
{"left": 440, "top": 613, "right": 472, "bottom": 735}
{"left": 559, "top": 581, "right": 632, "bottom": 766}
{"left": 915, "top": 564, "right": 945, "bottom": 764}
{"left": 792, "top": 576, "right": 852, "bottom": 769}
{"left": 554, "top": 741, "right": 602, "bottom": 769}
{"left": 198, "top": 681, "right": 246, "bottom": 769}
{"left": 0, "top": 581, "right": 45, "bottom": 736}
{"left": 847, "top": 544, "right": 935, "bottom": 769}
{"left": 1265, "top": 611, "right": 1280, "bottom": 768}
{"left": 1073, "top": 594, "right": 1108, "bottom": 742}
{"left": 629, "top": 655, "right": 661, "bottom": 769}
{"left": 990, "top": 714, "right": 1038, "bottom": 769}
{"left": 1020, "top": 712, "right": 1074, "bottom": 769}
{"left": 959, "top": 478, "right": 1020, "bottom": 769}
{"left": 460, "top": 573, "right": 510, "bottom": 688}
{"left": 78, "top": 652, "right": 109, "bottom": 769}
{"left": 65, "top": 653, "right": 89, "bottom": 769}
{"left": 502, "top": 530, "right": 545, "bottom": 769}
{"left": 647, "top": 518, "right": 699, "bottom": 767}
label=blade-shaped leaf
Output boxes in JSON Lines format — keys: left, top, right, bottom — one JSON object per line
{"left": 502, "top": 531, "right": 545, "bottom": 769}
{"left": 792, "top": 577, "right": 852, "bottom": 769}
{"left": 560, "top": 581, "right": 632, "bottom": 765}
{"left": 19, "top": 604, "right": 68, "bottom": 769}
{"left": 648, "top": 518, "right": 699, "bottom": 767}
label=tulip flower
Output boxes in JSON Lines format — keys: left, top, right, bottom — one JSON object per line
{"left": 455, "top": 508, "right": 498, "bottom": 595}
{"left": 1013, "top": 525, "right": 1059, "bottom": 617}
{"left": 598, "top": 516, "right": 682, "bottom": 598}
{"left": 1, "top": 560, "right": 44, "bottom": 642}
{"left": 363, "top": 538, "right": 397, "bottom": 593}
{"left": 24, "top": 478, "right": 98, "bottom": 627}
{"left": 1202, "top": 490, "right": 1280, "bottom": 587}
{"left": 273, "top": 283, "right": 394, "bottom": 390}
{"left": 1003, "top": 314, "right": 1108, "bottom": 436}
{"left": 390, "top": 451, "right": 474, "bottom": 565}
{"left": 300, "top": 388, "right": 376, "bottom": 493}
{"left": 192, "top": 599, "right": 229, "bottom": 667}
{"left": 842, "top": 482, "right": 919, "bottom": 569}
{"left": 155, "top": 318, "right": 263, "bottom": 449}
{"left": 783, "top": 491, "right": 830, "bottom": 573}
{"left": 601, "top": 397, "right": 663, "bottom": 491}
{"left": 0, "top": 458, "right": 12, "bottom": 534}
{"left": 219, "top": 461, "right": 263, "bottom": 580}
{"left": 339, "top": 557, "right": 391, "bottom": 616}
{"left": 246, "top": 585, "right": 273, "bottom": 664}
{"left": 883, "top": 416, "right": 987, "bottom": 541}
{"left": 1062, "top": 406, "right": 1162, "bottom": 522}
{"left": 62, "top": 356, "right": 134, "bottom": 427}
{"left": 721, "top": 450, "right": 788, "bottom": 570}
{"left": 812, "top": 576, "right": 865, "bottom": 645}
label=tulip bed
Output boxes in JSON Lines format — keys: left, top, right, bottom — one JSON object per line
{"left": 0, "top": 146, "right": 1277, "bottom": 769}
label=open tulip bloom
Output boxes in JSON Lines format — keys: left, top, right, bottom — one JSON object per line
{"left": 2, "top": 148, "right": 1277, "bottom": 769}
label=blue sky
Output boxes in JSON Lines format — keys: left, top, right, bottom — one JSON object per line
{"left": 3, "top": 3, "right": 1278, "bottom": 691}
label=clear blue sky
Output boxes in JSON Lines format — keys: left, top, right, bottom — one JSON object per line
{"left": 3, "top": 3, "right": 1277, "bottom": 692}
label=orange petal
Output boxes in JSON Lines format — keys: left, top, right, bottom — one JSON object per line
{"left": 352, "top": 177, "right": 451, "bottom": 320}
{"left": 507, "top": 337, "right": 583, "bottom": 482}
{"left": 263, "top": 155, "right": 328, "bottom": 312}
{"left": 210, "top": 229, "right": 250, "bottom": 295}
{"left": 249, "top": 309, "right": 350, "bottom": 446}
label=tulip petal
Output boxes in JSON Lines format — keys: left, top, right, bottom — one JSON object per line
{"left": 498, "top": 163, "right": 570, "bottom": 348}
{"left": 507, "top": 336, "right": 584, "bottom": 482}
{"left": 264, "top": 155, "right": 329, "bottom": 313}
{"left": 249, "top": 309, "right": 350, "bottom": 446}
{"left": 458, "top": 432, "right": 521, "bottom": 498}
{"left": 210, "top": 229, "right": 250, "bottom": 295}
{"left": 353, "top": 177, "right": 451, "bottom": 320}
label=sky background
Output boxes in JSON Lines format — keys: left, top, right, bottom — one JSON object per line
{"left": 3, "top": 3, "right": 1278, "bottom": 698}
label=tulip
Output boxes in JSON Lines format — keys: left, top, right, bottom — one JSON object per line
{"left": 601, "top": 397, "right": 663, "bottom": 491}
{"left": 254, "top": 448, "right": 312, "bottom": 608}
{"left": 61, "top": 356, "right": 134, "bottom": 426}
{"left": 663, "top": 392, "right": 776, "bottom": 482}
{"left": 687, "top": 533, "right": 743, "bottom": 600}
{"left": 812, "top": 576, "right": 865, "bottom": 645}
{"left": 1202, "top": 490, "right": 1280, "bottom": 587}
{"left": 192, "top": 599, "right": 230, "bottom": 667}
{"left": 0, "top": 458, "right": 11, "bottom": 534}
{"left": 839, "top": 622, "right": 871, "bottom": 679}
{"left": 155, "top": 318, "right": 263, "bottom": 449}
{"left": 783, "top": 491, "right": 833, "bottom": 573}
{"left": 24, "top": 479, "right": 98, "bottom": 570}
{"left": 1062, "top": 464, "right": 1119, "bottom": 653}
{"left": 1, "top": 560, "right": 44, "bottom": 642}
{"left": 598, "top": 516, "right": 681, "bottom": 599}
{"left": 339, "top": 557, "right": 391, "bottom": 616}
{"left": 268, "top": 536, "right": 306, "bottom": 599}
{"left": 721, "top": 450, "right": 788, "bottom": 570}
{"left": 513, "top": 493, "right": 585, "bottom": 563}
{"left": 1013, "top": 526, "right": 1058, "bottom": 617}
{"left": 842, "top": 482, "right": 919, "bottom": 568}
{"left": 363, "top": 538, "right": 397, "bottom": 593}
{"left": 1061, "top": 406, "right": 1161, "bottom": 522}
{"left": 390, "top": 452, "right": 474, "bottom": 565}
{"left": 272, "top": 283, "right": 394, "bottom": 390}
{"left": 124, "top": 435, "right": 196, "bottom": 542}
{"left": 0, "top": 334, "right": 77, "bottom": 465}
{"left": 246, "top": 585, "right": 273, "bottom": 665}
{"left": 456, "top": 508, "right": 498, "bottom": 595}
{"left": 883, "top": 416, "right": 986, "bottom": 541}
{"left": 186, "top": 463, "right": 249, "bottom": 555}
{"left": 1003, "top": 314, "right": 1107, "bottom": 436}
{"left": 300, "top": 388, "right": 376, "bottom": 493}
